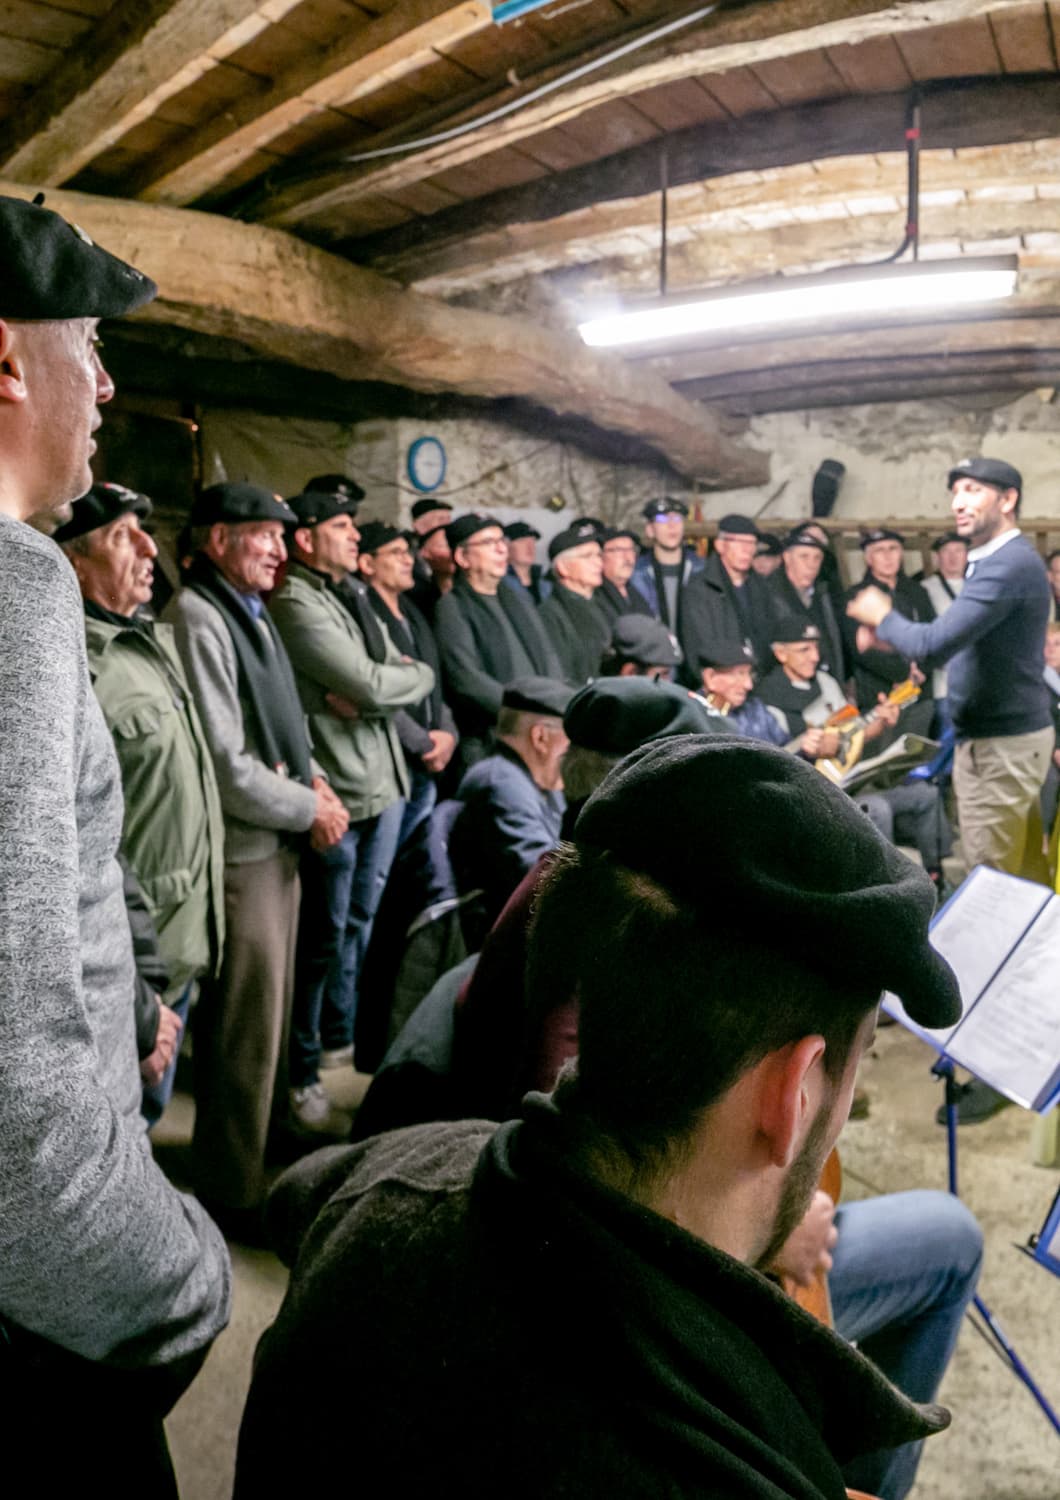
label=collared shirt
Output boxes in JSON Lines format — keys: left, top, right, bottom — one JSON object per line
{"left": 966, "top": 527, "right": 1020, "bottom": 575}
{"left": 238, "top": 590, "right": 266, "bottom": 620}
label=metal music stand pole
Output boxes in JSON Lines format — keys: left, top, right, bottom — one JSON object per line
{"left": 932, "top": 1056, "right": 1060, "bottom": 1435}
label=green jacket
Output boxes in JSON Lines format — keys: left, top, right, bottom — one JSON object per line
{"left": 270, "top": 564, "right": 434, "bottom": 822}
{"left": 85, "top": 612, "right": 225, "bottom": 998}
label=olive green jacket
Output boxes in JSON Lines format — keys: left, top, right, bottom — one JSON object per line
{"left": 85, "top": 612, "right": 225, "bottom": 998}
{"left": 270, "top": 563, "right": 434, "bottom": 822}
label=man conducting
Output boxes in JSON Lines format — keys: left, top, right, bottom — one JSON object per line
{"left": 236, "top": 734, "right": 965, "bottom": 1499}
{"left": 0, "top": 194, "right": 230, "bottom": 1485}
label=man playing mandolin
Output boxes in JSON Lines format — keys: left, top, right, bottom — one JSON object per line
{"left": 759, "top": 619, "right": 952, "bottom": 890}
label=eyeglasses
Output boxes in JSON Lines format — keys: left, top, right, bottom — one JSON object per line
{"left": 465, "top": 536, "right": 508, "bottom": 550}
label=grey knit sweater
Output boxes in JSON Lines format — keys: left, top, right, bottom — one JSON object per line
{"left": 0, "top": 516, "right": 231, "bottom": 1363}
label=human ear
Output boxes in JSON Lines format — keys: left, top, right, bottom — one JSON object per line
{"left": 0, "top": 321, "right": 29, "bottom": 405}
{"left": 756, "top": 1034, "right": 827, "bottom": 1170}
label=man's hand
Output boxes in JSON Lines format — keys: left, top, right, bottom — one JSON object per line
{"left": 310, "top": 776, "right": 349, "bottom": 851}
{"left": 908, "top": 660, "right": 926, "bottom": 687}
{"left": 421, "top": 729, "right": 456, "bottom": 775}
{"left": 801, "top": 727, "right": 840, "bottom": 759}
{"left": 769, "top": 1190, "right": 838, "bottom": 1288}
{"left": 325, "top": 691, "right": 359, "bottom": 721}
{"left": 140, "top": 999, "right": 183, "bottom": 1089}
{"left": 847, "top": 586, "right": 893, "bottom": 629}
{"left": 864, "top": 693, "right": 901, "bottom": 744}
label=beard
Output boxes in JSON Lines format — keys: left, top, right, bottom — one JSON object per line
{"left": 753, "top": 1099, "right": 834, "bottom": 1273}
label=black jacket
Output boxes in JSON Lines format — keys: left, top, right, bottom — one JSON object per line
{"left": 369, "top": 587, "right": 458, "bottom": 759}
{"left": 680, "top": 552, "right": 774, "bottom": 678}
{"left": 236, "top": 1104, "right": 946, "bottom": 1499}
{"left": 766, "top": 569, "right": 847, "bottom": 682}
{"left": 539, "top": 584, "right": 611, "bottom": 686}
{"left": 593, "top": 576, "right": 653, "bottom": 628}
{"left": 843, "top": 572, "right": 935, "bottom": 711}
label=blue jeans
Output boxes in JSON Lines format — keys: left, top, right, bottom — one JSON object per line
{"left": 290, "top": 800, "right": 404, "bottom": 1087}
{"left": 141, "top": 979, "right": 194, "bottom": 1129}
{"left": 832, "top": 1190, "right": 983, "bottom": 1500}
{"left": 399, "top": 765, "right": 437, "bottom": 852}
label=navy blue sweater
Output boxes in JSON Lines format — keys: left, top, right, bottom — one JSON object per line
{"left": 878, "top": 533, "right": 1050, "bottom": 740}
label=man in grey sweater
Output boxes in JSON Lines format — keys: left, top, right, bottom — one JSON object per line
{"left": 0, "top": 196, "right": 230, "bottom": 1487}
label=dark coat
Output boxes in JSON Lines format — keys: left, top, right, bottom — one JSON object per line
{"left": 368, "top": 587, "right": 458, "bottom": 759}
{"left": 843, "top": 571, "right": 936, "bottom": 711}
{"left": 538, "top": 583, "right": 611, "bottom": 686}
{"left": 631, "top": 548, "right": 703, "bottom": 630}
{"left": 680, "top": 552, "right": 774, "bottom": 678}
{"left": 236, "top": 1105, "right": 945, "bottom": 1499}
{"left": 593, "top": 576, "right": 653, "bottom": 628}
{"left": 765, "top": 568, "right": 847, "bottom": 682}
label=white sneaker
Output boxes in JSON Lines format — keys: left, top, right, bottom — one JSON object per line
{"left": 319, "top": 1043, "right": 354, "bottom": 1070}
{"left": 289, "top": 1083, "right": 352, "bottom": 1138}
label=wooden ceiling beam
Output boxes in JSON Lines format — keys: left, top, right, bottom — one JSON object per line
{"left": 0, "top": 0, "right": 308, "bottom": 186}
{"left": 254, "top": 0, "right": 1038, "bottom": 231}
{"left": 0, "top": 182, "right": 766, "bottom": 488}
{"left": 132, "top": 0, "right": 493, "bottom": 207}
{"left": 716, "top": 369, "right": 1060, "bottom": 414}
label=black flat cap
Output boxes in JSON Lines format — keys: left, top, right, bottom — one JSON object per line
{"left": 502, "top": 677, "right": 573, "bottom": 717}
{"left": 772, "top": 618, "right": 821, "bottom": 645}
{"left": 357, "top": 520, "right": 404, "bottom": 555}
{"left": 411, "top": 497, "right": 451, "bottom": 521}
{"left": 642, "top": 497, "right": 689, "bottom": 520}
{"left": 565, "top": 678, "right": 713, "bottom": 755}
{"left": 417, "top": 520, "right": 450, "bottom": 546}
{"left": 783, "top": 527, "right": 828, "bottom": 553}
{"left": 190, "top": 483, "right": 295, "bottom": 527}
{"left": 756, "top": 532, "right": 783, "bottom": 557}
{"left": 860, "top": 527, "right": 903, "bottom": 548}
{"left": 304, "top": 473, "right": 365, "bottom": 506}
{"left": 698, "top": 638, "right": 754, "bottom": 670}
{"left": 610, "top": 615, "right": 680, "bottom": 668}
{"left": 931, "top": 531, "right": 965, "bottom": 552}
{"left": 717, "top": 513, "right": 758, "bottom": 537}
{"left": 504, "top": 521, "right": 541, "bottom": 542}
{"left": 575, "top": 736, "right": 960, "bottom": 1028}
{"left": 549, "top": 520, "right": 603, "bottom": 561}
{"left": 52, "top": 481, "right": 151, "bottom": 544}
{"left": 447, "top": 513, "right": 502, "bottom": 551}
{"left": 947, "top": 456, "right": 1022, "bottom": 495}
{"left": 288, "top": 487, "right": 361, "bottom": 528}
{"left": 601, "top": 527, "right": 640, "bottom": 546}
{"left": 0, "top": 193, "right": 157, "bottom": 319}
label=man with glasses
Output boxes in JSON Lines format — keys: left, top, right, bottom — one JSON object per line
{"left": 631, "top": 497, "right": 703, "bottom": 634}
{"left": 435, "top": 514, "right": 563, "bottom": 765}
{"left": 594, "top": 526, "right": 652, "bottom": 625}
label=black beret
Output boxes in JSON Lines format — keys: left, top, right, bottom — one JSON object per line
{"left": 52, "top": 481, "right": 151, "bottom": 544}
{"left": 860, "top": 527, "right": 904, "bottom": 548}
{"left": 417, "top": 520, "right": 450, "bottom": 546}
{"left": 642, "top": 497, "right": 689, "bottom": 520}
{"left": 947, "top": 456, "right": 1022, "bottom": 495}
{"left": 698, "top": 638, "right": 754, "bottom": 670}
{"left": 501, "top": 677, "right": 573, "bottom": 717}
{"left": 357, "top": 521, "right": 404, "bottom": 555}
{"left": 601, "top": 527, "right": 640, "bottom": 546}
{"left": 756, "top": 532, "right": 783, "bottom": 557}
{"left": 549, "top": 520, "right": 603, "bottom": 562}
{"left": 931, "top": 531, "right": 965, "bottom": 552}
{"left": 411, "top": 497, "right": 452, "bottom": 521}
{"left": 575, "top": 736, "right": 961, "bottom": 1028}
{"left": 190, "top": 483, "right": 296, "bottom": 527}
{"left": 609, "top": 615, "right": 681, "bottom": 667}
{"left": 783, "top": 527, "right": 828, "bottom": 553}
{"left": 288, "top": 488, "right": 361, "bottom": 527}
{"left": 0, "top": 193, "right": 157, "bottom": 319}
{"left": 564, "top": 678, "right": 713, "bottom": 755}
{"left": 304, "top": 473, "right": 365, "bottom": 505}
{"left": 772, "top": 617, "right": 821, "bottom": 645}
{"left": 717, "top": 513, "right": 758, "bottom": 537}
{"left": 447, "top": 513, "right": 502, "bottom": 551}
{"left": 504, "top": 521, "right": 541, "bottom": 542}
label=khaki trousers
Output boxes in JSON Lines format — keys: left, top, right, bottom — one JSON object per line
{"left": 192, "top": 847, "right": 300, "bottom": 1210}
{"left": 953, "top": 727, "right": 1054, "bottom": 876}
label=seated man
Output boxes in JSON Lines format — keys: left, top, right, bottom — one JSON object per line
{"left": 598, "top": 613, "right": 681, "bottom": 680}
{"left": 236, "top": 736, "right": 977, "bottom": 1500}
{"left": 694, "top": 637, "right": 788, "bottom": 746}
{"left": 759, "top": 620, "right": 952, "bottom": 888}
{"left": 449, "top": 676, "right": 572, "bottom": 944}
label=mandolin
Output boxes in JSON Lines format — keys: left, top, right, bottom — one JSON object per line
{"left": 787, "top": 679, "right": 921, "bottom": 785}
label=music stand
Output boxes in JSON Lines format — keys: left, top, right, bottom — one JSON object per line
{"left": 934, "top": 1056, "right": 1060, "bottom": 1436}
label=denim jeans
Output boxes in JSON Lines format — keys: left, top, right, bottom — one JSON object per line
{"left": 399, "top": 765, "right": 437, "bottom": 852}
{"left": 141, "top": 979, "right": 194, "bottom": 1129}
{"left": 290, "top": 799, "right": 404, "bottom": 1087}
{"left": 832, "top": 1190, "right": 983, "bottom": 1500}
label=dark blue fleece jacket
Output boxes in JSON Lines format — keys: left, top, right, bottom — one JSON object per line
{"left": 877, "top": 533, "right": 1050, "bottom": 740}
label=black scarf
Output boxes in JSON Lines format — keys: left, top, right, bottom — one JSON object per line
{"left": 369, "top": 587, "right": 444, "bottom": 730}
{"left": 185, "top": 555, "right": 313, "bottom": 786}
{"left": 594, "top": 577, "right": 652, "bottom": 625}
{"left": 544, "top": 584, "right": 610, "bottom": 684}
{"left": 330, "top": 571, "right": 388, "bottom": 664}
{"left": 453, "top": 573, "right": 554, "bottom": 683}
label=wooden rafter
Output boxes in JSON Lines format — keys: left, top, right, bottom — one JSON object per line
{"left": 0, "top": 181, "right": 767, "bottom": 488}
{"left": 253, "top": 0, "right": 1036, "bottom": 231}
{"left": 0, "top": 0, "right": 308, "bottom": 186}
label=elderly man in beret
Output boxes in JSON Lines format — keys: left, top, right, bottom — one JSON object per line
{"left": 270, "top": 494, "right": 434, "bottom": 1104}
{"left": 57, "top": 481, "right": 225, "bottom": 1127}
{"left": 598, "top": 613, "right": 681, "bottom": 680}
{"left": 767, "top": 526, "right": 847, "bottom": 681}
{"left": 0, "top": 193, "right": 230, "bottom": 1486}
{"left": 236, "top": 734, "right": 981, "bottom": 1500}
{"left": 680, "top": 512, "right": 773, "bottom": 680}
{"left": 449, "top": 676, "right": 572, "bottom": 945}
{"left": 167, "top": 481, "right": 351, "bottom": 1229}
{"left": 538, "top": 520, "right": 610, "bottom": 686}
{"left": 434, "top": 513, "right": 563, "bottom": 764}
{"left": 842, "top": 529, "right": 936, "bottom": 736}
{"left": 501, "top": 519, "right": 551, "bottom": 605}
{"left": 593, "top": 525, "right": 652, "bottom": 625}
{"left": 631, "top": 495, "right": 703, "bottom": 632}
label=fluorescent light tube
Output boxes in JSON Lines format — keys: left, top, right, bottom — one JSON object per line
{"left": 578, "top": 257, "right": 1018, "bottom": 349}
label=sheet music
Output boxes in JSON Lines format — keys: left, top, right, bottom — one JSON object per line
{"left": 949, "top": 898, "right": 1060, "bottom": 1109}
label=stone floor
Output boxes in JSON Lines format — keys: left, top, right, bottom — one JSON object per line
{"left": 158, "top": 1029, "right": 1060, "bottom": 1500}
